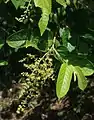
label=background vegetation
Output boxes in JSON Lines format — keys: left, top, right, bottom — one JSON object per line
{"left": 0, "top": 0, "right": 94, "bottom": 120}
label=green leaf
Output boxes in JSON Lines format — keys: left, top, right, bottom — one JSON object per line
{"left": 11, "top": 0, "right": 26, "bottom": 9}
{"left": 38, "top": 13, "right": 49, "bottom": 36}
{"left": 82, "top": 34, "right": 94, "bottom": 40}
{"left": 73, "top": 0, "right": 77, "bottom": 8}
{"left": 59, "top": 27, "right": 70, "bottom": 45}
{"left": 74, "top": 66, "right": 87, "bottom": 90}
{"left": 37, "top": 30, "right": 53, "bottom": 51}
{"left": 56, "top": 0, "right": 67, "bottom": 8}
{"left": 34, "top": 0, "right": 52, "bottom": 35}
{"left": 66, "top": 0, "right": 70, "bottom": 5}
{"left": 67, "top": 42, "right": 75, "bottom": 52}
{"left": 0, "top": 39, "right": 4, "bottom": 49}
{"left": 34, "top": 0, "right": 51, "bottom": 14}
{"left": 81, "top": 67, "right": 94, "bottom": 76}
{"left": 21, "top": 29, "right": 53, "bottom": 52}
{"left": 57, "top": 46, "right": 69, "bottom": 57}
{"left": 67, "top": 55, "right": 94, "bottom": 76}
{"left": 59, "top": 27, "right": 73, "bottom": 52}
{"left": 6, "top": 30, "right": 27, "bottom": 48}
{"left": 0, "top": 60, "right": 8, "bottom": 66}
{"left": 56, "top": 63, "right": 73, "bottom": 99}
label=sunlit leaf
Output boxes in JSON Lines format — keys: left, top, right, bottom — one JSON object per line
{"left": 74, "top": 66, "right": 87, "bottom": 90}
{"left": 11, "top": 0, "right": 26, "bottom": 9}
{"left": 56, "top": 0, "right": 67, "bottom": 8}
{"left": 38, "top": 13, "right": 49, "bottom": 36}
{"left": 34, "top": 0, "right": 51, "bottom": 35}
{"left": 56, "top": 63, "right": 73, "bottom": 99}
{"left": 81, "top": 67, "right": 94, "bottom": 76}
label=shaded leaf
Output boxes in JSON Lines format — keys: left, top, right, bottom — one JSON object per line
{"left": 6, "top": 30, "right": 27, "bottom": 48}
{"left": 37, "top": 30, "right": 53, "bottom": 51}
{"left": 59, "top": 27, "right": 74, "bottom": 52}
{"left": 22, "top": 29, "right": 53, "bottom": 52}
{"left": 73, "top": 0, "right": 77, "bottom": 8}
{"left": 0, "top": 39, "right": 4, "bottom": 49}
{"left": 59, "top": 27, "right": 70, "bottom": 46}
{"left": 82, "top": 34, "right": 94, "bottom": 40}
{"left": 67, "top": 42, "right": 75, "bottom": 52}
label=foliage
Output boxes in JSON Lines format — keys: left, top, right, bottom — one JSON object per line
{"left": 0, "top": 0, "right": 94, "bottom": 100}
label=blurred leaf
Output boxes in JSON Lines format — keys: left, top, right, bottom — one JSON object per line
{"left": 78, "top": 41, "right": 88, "bottom": 55}
{"left": 0, "top": 60, "right": 8, "bottom": 66}
{"left": 66, "top": 0, "right": 70, "bottom": 5}
{"left": 82, "top": 34, "right": 94, "bottom": 40}
{"left": 67, "top": 42, "right": 75, "bottom": 52}
{"left": 0, "top": 39, "right": 4, "bottom": 49}
{"left": 56, "top": 0, "right": 67, "bottom": 8}
{"left": 73, "top": 0, "right": 77, "bottom": 8}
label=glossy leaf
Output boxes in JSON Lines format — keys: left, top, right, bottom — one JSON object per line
{"left": 74, "top": 66, "right": 87, "bottom": 90}
{"left": 56, "top": 63, "right": 73, "bottom": 99}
